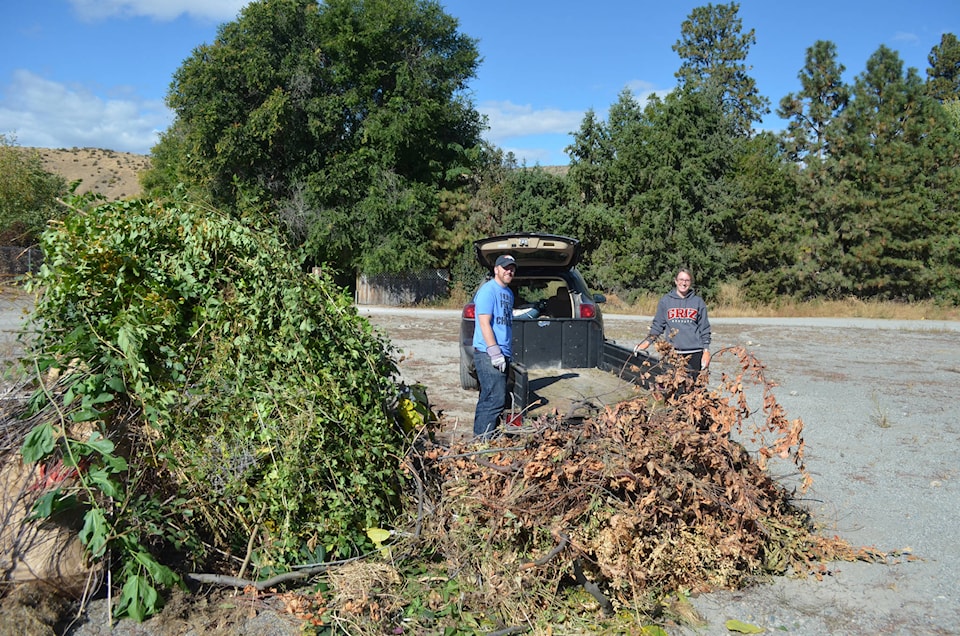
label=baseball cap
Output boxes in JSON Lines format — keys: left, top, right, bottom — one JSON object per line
{"left": 495, "top": 254, "right": 517, "bottom": 269}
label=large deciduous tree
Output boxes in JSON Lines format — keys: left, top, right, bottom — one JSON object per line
{"left": 672, "top": 2, "right": 769, "bottom": 137}
{"left": 147, "top": 0, "right": 484, "bottom": 275}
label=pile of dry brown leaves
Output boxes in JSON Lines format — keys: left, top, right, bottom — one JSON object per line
{"left": 410, "top": 347, "right": 882, "bottom": 617}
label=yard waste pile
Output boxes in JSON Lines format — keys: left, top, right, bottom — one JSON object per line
{"left": 1, "top": 192, "right": 413, "bottom": 624}
{"left": 0, "top": 188, "right": 888, "bottom": 632}
{"left": 392, "top": 348, "right": 886, "bottom": 630}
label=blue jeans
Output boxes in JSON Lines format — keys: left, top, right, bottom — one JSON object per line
{"left": 473, "top": 350, "right": 509, "bottom": 439}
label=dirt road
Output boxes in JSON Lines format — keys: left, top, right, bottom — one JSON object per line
{"left": 363, "top": 306, "right": 960, "bottom": 635}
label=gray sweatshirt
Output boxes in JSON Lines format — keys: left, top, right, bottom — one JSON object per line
{"left": 647, "top": 288, "right": 711, "bottom": 353}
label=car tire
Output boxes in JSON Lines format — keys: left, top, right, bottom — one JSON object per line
{"left": 460, "top": 350, "right": 479, "bottom": 391}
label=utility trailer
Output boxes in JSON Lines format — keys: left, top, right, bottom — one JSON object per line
{"left": 459, "top": 232, "right": 671, "bottom": 419}
{"left": 506, "top": 316, "right": 669, "bottom": 419}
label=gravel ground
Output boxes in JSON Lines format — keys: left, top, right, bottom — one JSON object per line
{"left": 364, "top": 308, "right": 960, "bottom": 635}
{"left": 4, "top": 291, "right": 959, "bottom": 634}
{"left": 659, "top": 316, "right": 960, "bottom": 635}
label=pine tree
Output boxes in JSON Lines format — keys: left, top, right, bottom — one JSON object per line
{"left": 672, "top": 2, "right": 770, "bottom": 137}
{"left": 778, "top": 40, "right": 849, "bottom": 164}
{"left": 822, "top": 46, "right": 960, "bottom": 300}
{"left": 777, "top": 40, "right": 851, "bottom": 299}
{"left": 926, "top": 32, "right": 960, "bottom": 102}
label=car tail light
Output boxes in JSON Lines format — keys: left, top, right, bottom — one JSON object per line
{"left": 462, "top": 303, "right": 476, "bottom": 319}
{"left": 579, "top": 303, "right": 597, "bottom": 319}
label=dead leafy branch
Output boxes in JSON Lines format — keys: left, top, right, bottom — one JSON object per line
{"left": 404, "top": 347, "right": 879, "bottom": 623}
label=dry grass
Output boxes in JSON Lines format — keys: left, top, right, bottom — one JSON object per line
{"left": 29, "top": 146, "right": 149, "bottom": 200}
{"left": 602, "top": 281, "right": 960, "bottom": 321}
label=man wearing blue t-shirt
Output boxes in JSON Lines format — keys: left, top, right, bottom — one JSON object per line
{"left": 472, "top": 254, "right": 516, "bottom": 439}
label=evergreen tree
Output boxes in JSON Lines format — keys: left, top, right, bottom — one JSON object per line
{"left": 778, "top": 40, "right": 849, "bottom": 164}
{"left": 926, "top": 32, "right": 960, "bottom": 101}
{"left": 775, "top": 40, "right": 851, "bottom": 301}
{"left": 604, "top": 89, "right": 648, "bottom": 209}
{"left": 498, "top": 167, "right": 571, "bottom": 235}
{"left": 942, "top": 100, "right": 960, "bottom": 132}
{"left": 564, "top": 107, "right": 626, "bottom": 287}
{"left": 566, "top": 108, "right": 611, "bottom": 206}
{"left": 672, "top": 2, "right": 770, "bottom": 136}
{"left": 729, "top": 133, "right": 802, "bottom": 303}
{"left": 813, "top": 46, "right": 960, "bottom": 301}
{"left": 590, "top": 87, "right": 736, "bottom": 299}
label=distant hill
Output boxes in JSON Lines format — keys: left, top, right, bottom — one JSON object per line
{"left": 28, "top": 147, "right": 567, "bottom": 201}
{"left": 29, "top": 147, "right": 150, "bottom": 200}
{"left": 537, "top": 165, "right": 568, "bottom": 176}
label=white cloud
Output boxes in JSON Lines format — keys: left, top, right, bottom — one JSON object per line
{"left": 67, "top": 0, "right": 250, "bottom": 23}
{"left": 625, "top": 79, "right": 670, "bottom": 104}
{"left": 500, "top": 145, "right": 555, "bottom": 167}
{"left": 0, "top": 70, "right": 171, "bottom": 153}
{"left": 892, "top": 31, "right": 920, "bottom": 45}
{"left": 478, "top": 100, "right": 584, "bottom": 144}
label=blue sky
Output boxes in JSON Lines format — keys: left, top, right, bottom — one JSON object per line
{"left": 2, "top": 0, "right": 957, "bottom": 166}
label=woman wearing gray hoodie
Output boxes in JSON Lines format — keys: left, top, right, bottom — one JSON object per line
{"left": 633, "top": 268, "right": 711, "bottom": 373}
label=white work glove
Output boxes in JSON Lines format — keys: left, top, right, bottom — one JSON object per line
{"left": 487, "top": 344, "right": 507, "bottom": 372}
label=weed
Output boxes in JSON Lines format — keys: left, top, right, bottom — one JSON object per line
{"left": 870, "top": 392, "right": 892, "bottom": 428}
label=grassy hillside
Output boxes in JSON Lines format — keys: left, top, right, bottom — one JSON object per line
{"left": 30, "top": 146, "right": 149, "bottom": 200}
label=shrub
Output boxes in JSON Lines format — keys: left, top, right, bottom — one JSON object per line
{"left": 21, "top": 191, "right": 409, "bottom": 619}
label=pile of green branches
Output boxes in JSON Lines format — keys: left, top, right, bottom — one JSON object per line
{"left": 15, "top": 192, "right": 410, "bottom": 620}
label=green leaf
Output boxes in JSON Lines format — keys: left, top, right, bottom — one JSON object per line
{"left": 116, "top": 573, "right": 158, "bottom": 622}
{"left": 105, "top": 375, "right": 126, "bottom": 392}
{"left": 117, "top": 324, "right": 136, "bottom": 359}
{"left": 83, "top": 431, "right": 116, "bottom": 456}
{"left": 29, "top": 491, "right": 79, "bottom": 521}
{"left": 366, "top": 527, "right": 391, "bottom": 547}
{"left": 29, "top": 490, "right": 58, "bottom": 520}
{"left": 133, "top": 550, "right": 182, "bottom": 588}
{"left": 101, "top": 453, "right": 128, "bottom": 472}
{"left": 70, "top": 408, "right": 100, "bottom": 423}
{"left": 87, "top": 468, "right": 122, "bottom": 498}
{"left": 725, "top": 619, "right": 765, "bottom": 633}
{"left": 21, "top": 423, "right": 56, "bottom": 463}
{"left": 90, "top": 392, "right": 114, "bottom": 405}
{"left": 63, "top": 385, "right": 77, "bottom": 407}
{"left": 79, "top": 507, "right": 110, "bottom": 557}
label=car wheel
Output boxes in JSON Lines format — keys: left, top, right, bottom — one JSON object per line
{"left": 460, "top": 350, "right": 479, "bottom": 391}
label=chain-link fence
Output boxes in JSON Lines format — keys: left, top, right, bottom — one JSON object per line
{"left": 0, "top": 247, "right": 42, "bottom": 280}
{"left": 356, "top": 269, "right": 450, "bottom": 306}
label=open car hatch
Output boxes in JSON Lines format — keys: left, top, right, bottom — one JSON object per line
{"left": 474, "top": 233, "right": 582, "bottom": 270}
